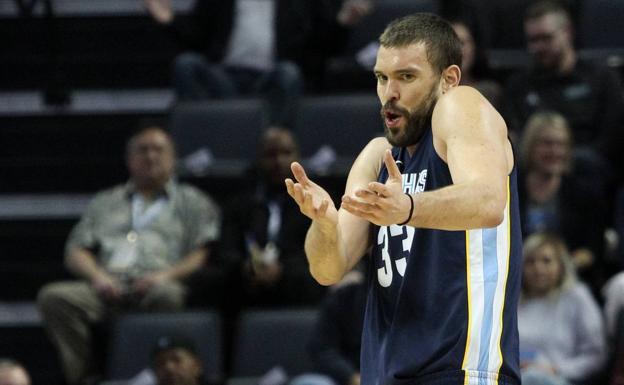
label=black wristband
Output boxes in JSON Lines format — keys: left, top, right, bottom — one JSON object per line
{"left": 397, "top": 192, "right": 414, "bottom": 226}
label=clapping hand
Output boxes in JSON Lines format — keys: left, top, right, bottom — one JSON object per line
{"left": 285, "top": 162, "right": 338, "bottom": 228}
{"left": 341, "top": 149, "right": 411, "bottom": 226}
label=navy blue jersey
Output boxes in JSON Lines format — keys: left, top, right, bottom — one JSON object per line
{"left": 362, "top": 127, "right": 522, "bottom": 385}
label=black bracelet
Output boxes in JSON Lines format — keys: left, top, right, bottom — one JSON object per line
{"left": 397, "top": 192, "right": 414, "bottom": 226}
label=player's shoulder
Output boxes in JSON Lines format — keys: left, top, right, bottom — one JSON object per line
{"left": 360, "top": 136, "right": 392, "bottom": 162}
{"left": 366, "top": 136, "right": 392, "bottom": 151}
{"left": 433, "top": 86, "right": 504, "bottom": 130}
{"left": 434, "top": 85, "right": 489, "bottom": 114}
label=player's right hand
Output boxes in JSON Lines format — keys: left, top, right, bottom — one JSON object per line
{"left": 285, "top": 162, "right": 338, "bottom": 227}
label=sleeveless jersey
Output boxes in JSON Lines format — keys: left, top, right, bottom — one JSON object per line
{"left": 362, "top": 127, "right": 522, "bottom": 385}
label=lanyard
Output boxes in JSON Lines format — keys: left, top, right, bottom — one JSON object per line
{"left": 131, "top": 194, "right": 168, "bottom": 233}
{"left": 266, "top": 200, "right": 281, "bottom": 243}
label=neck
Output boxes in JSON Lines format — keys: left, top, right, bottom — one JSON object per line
{"left": 527, "top": 170, "right": 561, "bottom": 203}
{"left": 136, "top": 188, "right": 158, "bottom": 200}
{"left": 133, "top": 180, "right": 166, "bottom": 200}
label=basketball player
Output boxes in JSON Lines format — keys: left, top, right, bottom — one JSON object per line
{"left": 285, "top": 14, "right": 522, "bottom": 385}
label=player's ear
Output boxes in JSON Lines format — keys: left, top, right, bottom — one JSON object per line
{"left": 440, "top": 65, "right": 461, "bottom": 92}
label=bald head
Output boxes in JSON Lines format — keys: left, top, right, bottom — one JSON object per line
{"left": 126, "top": 127, "right": 176, "bottom": 193}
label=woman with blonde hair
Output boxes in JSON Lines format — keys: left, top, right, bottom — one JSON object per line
{"left": 518, "top": 111, "right": 608, "bottom": 295}
{"left": 519, "top": 232, "right": 607, "bottom": 385}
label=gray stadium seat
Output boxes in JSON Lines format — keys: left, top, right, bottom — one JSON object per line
{"left": 293, "top": 94, "right": 383, "bottom": 174}
{"left": 230, "top": 308, "right": 319, "bottom": 381}
{"left": 170, "top": 99, "right": 269, "bottom": 176}
{"left": 105, "top": 311, "right": 223, "bottom": 383}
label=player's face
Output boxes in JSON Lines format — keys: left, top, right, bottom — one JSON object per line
{"left": 153, "top": 348, "right": 202, "bottom": 385}
{"left": 525, "top": 14, "right": 571, "bottom": 70}
{"left": 127, "top": 129, "right": 175, "bottom": 190}
{"left": 523, "top": 244, "right": 562, "bottom": 297}
{"left": 375, "top": 42, "right": 441, "bottom": 147}
{"left": 530, "top": 124, "right": 570, "bottom": 175}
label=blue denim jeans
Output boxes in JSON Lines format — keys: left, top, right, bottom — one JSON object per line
{"left": 172, "top": 51, "right": 303, "bottom": 126}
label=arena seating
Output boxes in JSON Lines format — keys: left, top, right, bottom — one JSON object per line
{"left": 105, "top": 311, "right": 224, "bottom": 383}
{"left": 229, "top": 308, "right": 319, "bottom": 385}
{"left": 1, "top": 1, "right": 624, "bottom": 384}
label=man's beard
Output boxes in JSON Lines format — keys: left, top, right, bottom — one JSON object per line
{"left": 381, "top": 86, "right": 438, "bottom": 148}
{"left": 533, "top": 49, "right": 564, "bottom": 72}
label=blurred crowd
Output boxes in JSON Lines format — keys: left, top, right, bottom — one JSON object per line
{"left": 3, "top": 0, "right": 624, "bottom": 384}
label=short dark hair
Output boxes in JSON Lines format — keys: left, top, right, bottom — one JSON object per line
{"left": 525, "top": 0, "right": 572, "bottom": 24}
{"left": 125, "top": 125, "right": 176, "bottom": 157}
{"left": 151, "top": 335, "right": 199, "bottom": 361}
{"left": 379, "top": 13, "right": 462, "bottom": 74}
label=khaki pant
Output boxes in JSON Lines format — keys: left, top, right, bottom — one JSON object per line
{"left": 37, "top": 280, "right": 186, "bottom": 385}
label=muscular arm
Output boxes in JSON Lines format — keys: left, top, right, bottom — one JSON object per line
{"left": 408, "top": 86, "right": 511, "bottom": 230}
{"left": 288, "top": 138, "right": 390, "bottom": 285}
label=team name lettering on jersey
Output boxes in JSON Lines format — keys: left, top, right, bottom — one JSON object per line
{"left": 377, "top": 170, "right": 427, "bottom": 287}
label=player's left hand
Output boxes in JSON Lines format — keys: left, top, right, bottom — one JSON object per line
{"left": 341, "top": 149, "right": 412, "bottom": 226}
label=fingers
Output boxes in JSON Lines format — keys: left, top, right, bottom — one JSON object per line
{"left": 367, "top": 182, "right": 390, "bottom": 197}
{"left": 383, "top": 149, "right": 403, "bottom": 180}
{"left": 290, "top": 162, "right": 311, "bottom": 185}
{"left": 285, "top": 178, "right": 306, "bottom": 207}
{"left": 342, "top": 195, "right": 379, "bottom": 215}
{"left": 285, "top": 177, "right": 330, "bottom": 219}
{"left": 293, "top": 182, "right": 307, "bottom": 206}
{"left": 341, "top": 195, "right": 379, "bottom": 222}
{"left": 285, "top": 178, "right": 296, "bottom": 198}
{"left": 301, "top": 186, "right": 329, "bottom": 217}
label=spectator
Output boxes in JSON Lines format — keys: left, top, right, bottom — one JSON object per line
{"left": 101, "top": 335, "right": 206, "bottom": 385}
{"left": 221, "top": 127, "right": 325, "bottom": 307}
{"left": 519, "top": 232, "right": 607, "bottom": 385}
{"left": 477, "top": 0, "right": 581, "bottom": 49}
{"left": 504, "top": 0, "right": 624, "bottom": 174}
{"left": 449, "top": 17, "right": 503, "bottom": 108}
{"left": 144, "top": 0, "right": 369, "bottom": 125}
{"left": 603, "top": 272, "right": 624, "bottom": 385}
{"left": 37, "top": 126, "right": 221, "bottom": 385}
{"left": 151, "top": 335, "right": 205, "bottom": 385}
{"left": 518, "top": 111, "right": 608, "bottom": 294}
{"left": 0, "top": 359, "right": 30, "bottom": 385}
